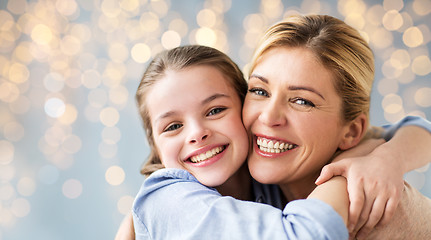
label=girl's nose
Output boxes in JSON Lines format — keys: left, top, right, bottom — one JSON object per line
{"left": 188, "top": 123, "right": 211, "bottom": 144}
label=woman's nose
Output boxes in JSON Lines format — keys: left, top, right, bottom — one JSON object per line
{"left": 258, "top": 98, "right": 287, "bottom": 127}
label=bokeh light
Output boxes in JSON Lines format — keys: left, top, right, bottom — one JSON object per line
{"left": 117, "top": 195, "right": 135, "bottom": 215}
{"left": 62, "top": 179, "right": 83, "bottom": 199}
{"left": 44, "top": 97, "right": 66, "bottom": 118}
{"left": 1, "top": 1, "right": 430, "bottom": 239}
{"left": 0, "top": 140, "right": 14, "bottom": 165}
{"left": 105, "top": 165, "right": 125, "bottom": 186}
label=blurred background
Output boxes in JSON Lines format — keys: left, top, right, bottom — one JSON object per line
{"left": 0, "top": 0, "right": 430, "bottom": 239}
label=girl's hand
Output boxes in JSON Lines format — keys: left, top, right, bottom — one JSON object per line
{"left": 315, "top": 139, "right": 404, "bottom": 239}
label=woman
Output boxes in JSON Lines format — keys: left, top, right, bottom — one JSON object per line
{"left": 117, "top": 15, "right": 431, "bottom": 240}
{"left": 243, "top": 14, "right": 431, "bottom": 239}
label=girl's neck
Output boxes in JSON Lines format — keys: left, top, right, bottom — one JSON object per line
{"left": 279, "top": 170, "right": 320, "bottom": 203}
{"left": 215, "top": 163, "right": 253, "bottom": 201}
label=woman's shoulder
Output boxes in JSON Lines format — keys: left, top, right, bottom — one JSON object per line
{"left": 365, "top": 181, "right": 431, "bottom": 239}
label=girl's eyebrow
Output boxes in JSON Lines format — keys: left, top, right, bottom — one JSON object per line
{"left": 249, "top": 73, "right": 325, "bottom": 100}
{"left": 155, "top": 111, "right": 176, "bottom": 123}
{"left": 202, "top": 93, "right": 230, "bottom": 105}
{"left": 155, "top": 93, "right": 230, "bottom": 123}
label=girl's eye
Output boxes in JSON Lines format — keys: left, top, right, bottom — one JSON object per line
{"left": 248, "top": 88, "right": 269, "bottom": 97}
{"left": 207, "top": 107, "right": 226, "bottom": 116}
{"left": 164, "top": 123, "right": 183, "bottom": 132}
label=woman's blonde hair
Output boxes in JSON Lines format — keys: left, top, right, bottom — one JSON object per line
{"left": 136, "top": 45, "right": 247, "bottom": 176}
{"left": 250, "top": 14, "right": 374, "bottom": 123}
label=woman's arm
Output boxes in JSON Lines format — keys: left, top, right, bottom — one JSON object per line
{"left": 316, "top": 116, "right": 431, "bottom": 239}
{"left": 133, "top": 168, "right": 348, "bottom": 240}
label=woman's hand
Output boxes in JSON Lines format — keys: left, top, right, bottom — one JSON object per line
{"left": 315, "top": 139, "right": 404, "bottom": 239}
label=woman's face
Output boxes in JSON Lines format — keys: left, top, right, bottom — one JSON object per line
{"left": 243, "top": 47, "right": 350, "bottom": 186}
{"left": 147, "top": 65, "right": 249, "bottom": 187}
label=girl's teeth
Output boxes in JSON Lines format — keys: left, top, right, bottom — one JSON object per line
{"left": 190, "top": 146, "right": 224, "bottom": 163}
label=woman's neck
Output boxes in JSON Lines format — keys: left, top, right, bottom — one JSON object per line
{"left": 215, "top": 163, "right": 253, "bottom": 201}
{"left": 278, "top": 170, "right": 321, "bottom": 202}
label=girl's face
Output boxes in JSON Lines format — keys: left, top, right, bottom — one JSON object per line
{"left": 243, "top": 47, "right": 351, "bottom": 186}
{"left": 147, "top": 65, "right": 249, "bottom": 187}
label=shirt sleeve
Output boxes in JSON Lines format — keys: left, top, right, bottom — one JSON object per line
{"left": 132, "top": 169, "right": 348, "bottom": 240}
{"left": 381, "top": 116, "right": 431, "bottom": 141}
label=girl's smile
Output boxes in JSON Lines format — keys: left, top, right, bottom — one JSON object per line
{"left": 186, "top": 144, "right": 227, "bottom": 164}
{"left": 146, "top": 65, "right": 249, "bottom": 187}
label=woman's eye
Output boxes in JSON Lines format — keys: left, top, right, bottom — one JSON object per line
{"left": 207, "top": 107, "right": 226, "bottom": 116}
{"left": 164, "top": 123, "right": 182, "bottom": 132}
{"left": 292, "top": 98, "right": 315, "bottom": 107}
{"left": 248, "top": 88, "right": 269, "bottom": 97}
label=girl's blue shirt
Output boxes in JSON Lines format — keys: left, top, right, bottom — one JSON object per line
{"left": 133, "top": 168, "right": 348, "bottom": 240}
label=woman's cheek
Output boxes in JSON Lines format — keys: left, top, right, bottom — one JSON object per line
{"left": 242, "top": 102, "right": 259, "bottom": 129}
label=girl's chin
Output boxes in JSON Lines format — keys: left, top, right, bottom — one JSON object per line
{"left": 196, "top": 175, "right": 230, "bottom": 188}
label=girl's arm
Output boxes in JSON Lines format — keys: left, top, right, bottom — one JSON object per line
{"left": 308, "top": 176, "right": 349, "bottom": 225}
{"left": 115, "top": 212, "right": 135, "bottom": 240}
{"left": 316, "top": 116, "right": 431, "bottom": 239}
{"left": 133, "top": 168, "right": 348, "bottom": 240}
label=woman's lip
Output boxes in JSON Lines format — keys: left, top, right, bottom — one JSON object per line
{"left": 253, "top": 134, "right": 294, "bottom": 145}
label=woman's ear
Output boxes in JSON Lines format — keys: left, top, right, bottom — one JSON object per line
{"left": 338, "top": 113, "right": 367, "bottom": 150}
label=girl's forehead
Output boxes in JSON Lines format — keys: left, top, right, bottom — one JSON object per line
{"left": 147, "top": 65, "right": 239, "bottom": 113}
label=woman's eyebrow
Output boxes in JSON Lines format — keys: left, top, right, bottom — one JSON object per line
{"left": 250, "top": 74, "right": 325, "bottom": 100}
{"left": 249, "top": 74, "right": 268, "bottom": 83}
{"left": 288, "top": 85, "right": 325, "bottom": 100}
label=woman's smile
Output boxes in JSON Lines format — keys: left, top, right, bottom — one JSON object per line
{"left": 254, "top": 135, "right": 298, "bottom": 156}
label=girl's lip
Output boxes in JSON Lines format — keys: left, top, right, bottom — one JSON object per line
{"left": 185, "top": 144, "right": 229, "bottom": 167}
{"left": 183, "top": 144, "right": 228, "bottom": 162}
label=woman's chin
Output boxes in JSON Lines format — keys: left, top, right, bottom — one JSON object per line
{"left": 248, "top": 160, "right": 284, "bottom": 184}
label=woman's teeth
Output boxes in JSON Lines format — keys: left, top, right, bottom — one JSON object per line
{"left": 257, "top": 137, "right": 296, "bottom": 153}
{"left": 190, "top": 146, "right": 225, "bottom": 163}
